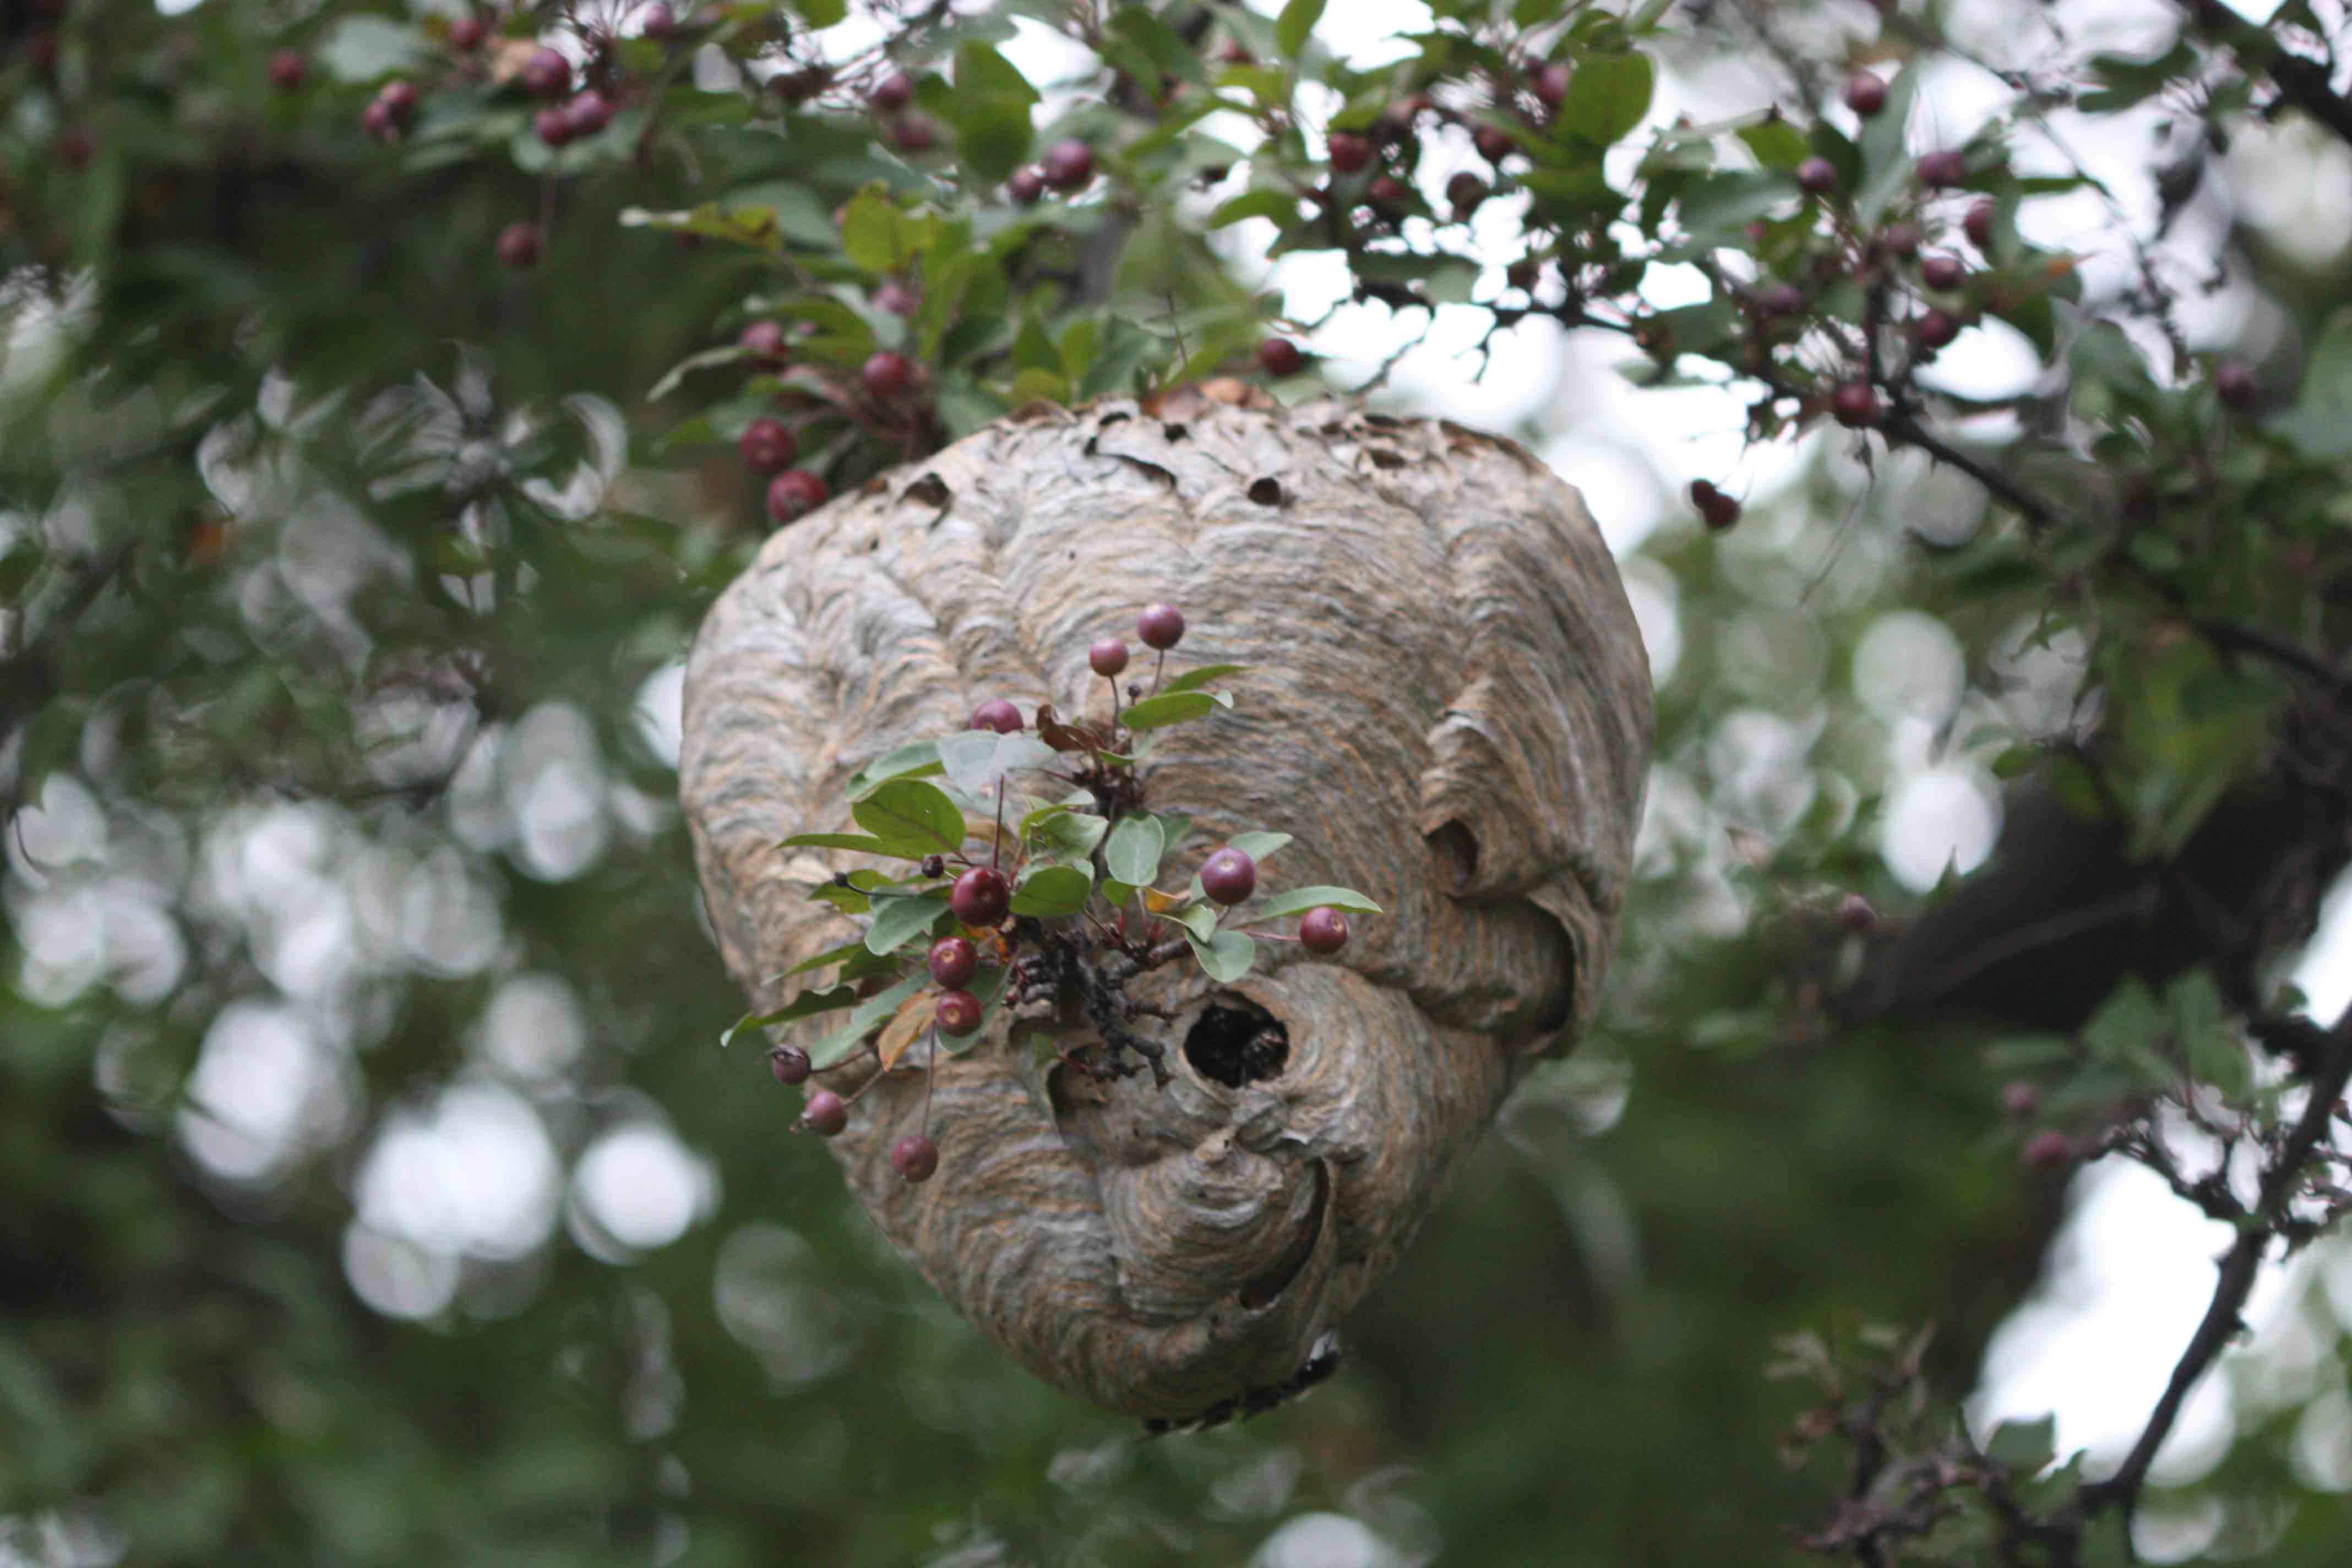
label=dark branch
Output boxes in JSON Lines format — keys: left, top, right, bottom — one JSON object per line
{"left": 2193, "top": 617, "right": 2352, "bottom": 696}
{"left": 1878, "top": 410, "right": 2060, "bottom": 535}
{"left": 2078, "top": 1009, "right": 2352, "bottom": 1527}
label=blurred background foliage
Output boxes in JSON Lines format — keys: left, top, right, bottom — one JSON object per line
{"left": 8, "top": 0, "right": 2352, "bottom": 1564}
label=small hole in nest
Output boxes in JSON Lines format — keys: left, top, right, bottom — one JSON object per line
{"left": 1427, "top": 819, "right": 1478, "bottom": 891}
{"left": 1184, "top": 999, "right": 1288, "bottom": 1087}
{"left": 1246, "top": 477, "right": 1284, "bottom": 506}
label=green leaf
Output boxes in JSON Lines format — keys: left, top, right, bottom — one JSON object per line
{"left": 1985, "top": 1415, "right": 2056, "bottom": 1472}
{"left": 948, "top": 41, "right": 1039, "bottom": 184}
{"left": 1157, "top": 900, "right": 1219, "bottom": 941}
{"left": 1059, "top": 314, "right": 1101, "bottom": 382}
{"left": 1208, "top": 190, "right": 1301, "bottom": 229}
{"left": 618, "top": 202, "right": 785, "bottom": 255}
{"left": 0, "top": 535, "right": 43, "bottom": 602}
{"left": 1104, "top": 815, "right": 1165, "bottom": 886}
{"left": 1108, "top": 7, "right": 1210, "bottom": 88}
{"left": 1185, "top": 927, "right": 1257, "bottom": 982}
{"left": 1029, "top": 809, "right": 1110, "bottom": 866}
{"left": 840, "top": 185, "right": 943, "bottom": 274}
{"left": 2078, "top": 41, "right": 2195, "bottom": 115}
{"left": 1011, "top": 297, "right": 1061, "bottom": 374}
{"left": 793, "top": 0, "right": 849, "bottom": 25}
{"left": 865, "top": 894, "right": 950, "bottom": 955}
{"left": 770, "top": 293, "right": 880, "bottom": 365}
{"left": 781, "top": 940, "right": 870, "bottom": 977}
{"left": 1275, "top": 0, "right": 1326, "bottom": 59}
{"left": 1226, "top": 831, "right": 1292, "bottom": 863}
{"left": 778, "top": 832, "right": 929, "bottom": 858}
{"left": 1674, "top": 170, "right": 1798, "bottom": 239}
{"left": 1120, "top": 689, "right": 1229, "bottom": 731}
{"left": 848, "top": 741, "right": 944, "bottom": 799}
{"left": 317, "top": 16, "right": 431, "bottom": 82}
{"left": 718, "top": 985, "right": 860, "bottom": 1047}
{"left": 937, "top": 729, "right": 1059, "bottom": 804}
{"left": 1019, "top": 801, "right": 1072, "bottom": 834}
{"left": 644, "top": 343, "right": 753, "bottom": 402}
{"left": 852, "top": 778, "right": 966, "bottom": 853}
{"left": 1807, "top": 122, "right": 1861, "bottom": 194}
{"left": 780, "top": 940, "right": 900, "bottom": 983}
{"left": 1557, "top": 52, "right": 1654, "bottom": 147}
{"left": 1736, "top": 116, "right": 1810, "bottom": 171}
{"left": 2280, "top": 307, "right": 2352, "bottom": 458}
{"left": 1520, "top": 166, "right": 1621, "bottom": 220}
{"left": 1983, "top": 1036, "right": 2074, "bottom": 1074}
{"left": 2169, "top": 972, "right": 2249, "bottom": 1096}
{"left": 1250, "top": 885, "right": 1382, "bottom": 920}
{"left": 1863, "top": 66, "right": 1919, "bottom": 193}
{"left": 1991, "top": 745, "right": 2041, "bottom": 779}
{"left": 1010, "top": 864, "right": 1093, "bottom": 917}
{"left": 714, "top": 182, "right": 841, "bottom": 248}
{"left": 1158, "top": 663, "right": 1249, "bottom": 694}
{"left": 808, "top": 975, "right": 928, "bottom": 1069}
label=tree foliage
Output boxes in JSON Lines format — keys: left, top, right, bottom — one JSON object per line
{"left": 8, "top": 0, "right": 2352, "bottom": 1562}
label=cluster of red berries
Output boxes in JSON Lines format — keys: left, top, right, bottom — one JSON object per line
{"left": 728, "top": 321, "right": 829, "bottom": 522}
{"left": 533, "top": 88, "right": 613, "bottom": 148}
{"left": 859, "top": 67, "right": 1098, "bottom": 195}
{"left": 1004, "top": 139, "right": 1097, "bottom": 205}
{"left": 725, "top": 334, "right": 926, "bottom": 525}
{"left": 1686, "top": 86, "right": 2013, "bottom": 523}
{"left": 764, "top": 604, "right": 1363, "bottom": 1182}
{"left": 1689, "top": 479, "right": 1740, "bottom": 532}
{"left": 361, "top": 78, "right": 419, "bottom": 142}
{"left": 309, "top": 10, "right": 688, "bottom": 273}
{"left": 862, "top": 68, "right": 942, "bottom": 154}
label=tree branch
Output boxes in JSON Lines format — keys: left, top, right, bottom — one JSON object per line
{"left": 1878, "top": 409, "right": 2059, "bottom": 535}
{"left": 2192, "top": 616, "right": 2352, "bottom": 696}
{"left": 2076, "top": 1006, "right": 2352, "bottom": 1528}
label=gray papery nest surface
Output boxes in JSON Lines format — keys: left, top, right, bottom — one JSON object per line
{"left": 680, "top": 393, "right": 1653, "bottom": 1420}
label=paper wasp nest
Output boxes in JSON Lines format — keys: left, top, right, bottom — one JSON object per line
{"left": 679, "top": 391, "right": 1652, "bottom": 1421}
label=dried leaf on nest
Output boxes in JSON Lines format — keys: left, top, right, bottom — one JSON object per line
{"left": 875, "top": 988, "right": 940, "bottom": 1071}
{"left": 1034, "top": 703, "right": 1108, "bottom": 754}
{"left": 1137, "top": 377, "right": 1277, "bottom": 421}
{"left": 487, "top": 38, "right": 540, "bottom": 84}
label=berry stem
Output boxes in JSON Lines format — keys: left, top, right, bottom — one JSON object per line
{"left": 837, "top": 1046, "right": 900, "bottom": 1107}
{"left": 991, "top": 778, "right": 1005, "bottom": 870}
{"left": 1150, "top": 649, "right": 1166, "bottom": 696}
{"left": 812, "top": 1039, "right": 881, "bottom": 1079}
{"left": 921, "top": 1031, "right": 938, "bottom": 1135}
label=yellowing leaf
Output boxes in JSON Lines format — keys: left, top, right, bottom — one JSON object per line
{"left": 1141, "top": 886, "right": 1190, "bottom": 914}
{"left": 488, "top": 37, "right": 541, "bottom": 86}
{"left": 875, "top": 988, "right": 940, "bottom": 1071}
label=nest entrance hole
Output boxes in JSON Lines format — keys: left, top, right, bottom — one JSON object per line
{"left": 1184, "top": 999, "right": 1289, "bottom": 1087}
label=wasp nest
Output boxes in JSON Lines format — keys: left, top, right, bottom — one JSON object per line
{"left": 679, "top": 391, "right": 1652, "bottom": 1421}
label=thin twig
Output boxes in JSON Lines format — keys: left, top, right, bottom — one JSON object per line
{"left": 2193, "top": 617, "right": 2352, "bottom": 696}
{"left": 1878, "top": 409, "right": 2059, "bottom": 534}
{"left": 2077, "top": 1008, "right": 2352, "bottom": 1528}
